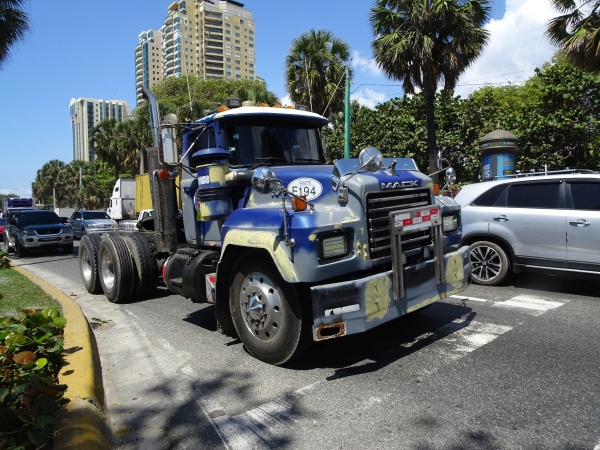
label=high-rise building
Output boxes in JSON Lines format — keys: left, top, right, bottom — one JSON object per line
{"left": 135, "top": 30, "right": 164, "bottom": 104}
{"left": 69, "top": 98, "right": 131, "bottom": 162}
{"left": 135, "top": 0, "right": 256, "bottom": 104}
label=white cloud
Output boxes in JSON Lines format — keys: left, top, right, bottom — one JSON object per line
{"left": 351, "top": 50, "right": 383, "bottom": 77}
{"left": 0, "top": 187, "right": 32, "bottom": 197}
{"left": 455, "top": 0, "right": 558, "bottom": 97}
{"left": 351, "top": 88, "right": 388, "bottom": 109}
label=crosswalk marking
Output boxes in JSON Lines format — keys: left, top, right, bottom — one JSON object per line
{"left": 451, "top": 294, "right": 566, "bottom": 316}
{"left": 494, "top": 294, "right": 564, "bottom": 316}
{"left": 450, "top": 294, "right": 489, "bottom": 302}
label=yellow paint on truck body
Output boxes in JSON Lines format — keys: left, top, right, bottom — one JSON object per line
{"left": 364, "top": 276, "right": 391, "bottom": 322}
{"left": 222, "top": 229, "right": 299, "bottom": 282}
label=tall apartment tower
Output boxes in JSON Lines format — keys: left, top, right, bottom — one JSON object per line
{"left": 69, "top": 98, "right": 131, "bottom": 162}
{"left": 133, "top": 0, "right": 255, "bottom": 105}
{"left": 135, "top": 30, "right": 164, "bottom": 104}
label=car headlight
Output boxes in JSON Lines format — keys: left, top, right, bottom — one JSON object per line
{"left": 112, "top": 221, "right": 119, "bottom": 229}
{"left": 320, "top": 234, "right": 350, "bottom": 260}
{"left": 442, "top": 214, "right": 459, "bottom": 233}
{"left": 20, "top": 230, "right": 35, "bottom": 236}
{"left": 87, "top": 223, "right": 98, "bottom": 229}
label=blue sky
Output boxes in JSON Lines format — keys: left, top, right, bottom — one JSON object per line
{"left": 0, "top": 0, "right": 557, "bottom": 198}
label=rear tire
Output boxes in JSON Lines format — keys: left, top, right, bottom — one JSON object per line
{"left": 469, "top": 241, "right": 510, "bottom": 286}
{"left": 98, "top": 233, "right": 135, "bottom": 303}
{"left": 79, "top": 234, "right": 102, "bottom": 294}
{"left": 229, "top": 251, "right": 311, "bottom": 365}
{"left": 123, "top": 233, "right": 157, "bottom": 299}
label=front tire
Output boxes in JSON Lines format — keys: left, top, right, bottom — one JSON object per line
{"left": 15, "top": 240, "right": 27, "bottom": 257}
{"left": 229, "top": 251, "right": 311, "bottom": 365}
{"left": 4, "top": 235, "right": 13, "bottom": 254}
{"left": 98, "top": 233, "right": 135, "bottom": 303}
{"left": 80, "top": 234, "right": 102, "bottom": 294}
{"left": 469, "top": 241, "right": 510, "bottom": 286}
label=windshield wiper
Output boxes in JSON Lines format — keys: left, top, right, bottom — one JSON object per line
{"left": 249, "top": 156, "right": 287, "bottom": 170}
{"left": 293, "top": 158, "right": 321, "bottom": 164}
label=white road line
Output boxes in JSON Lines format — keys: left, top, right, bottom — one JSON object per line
{"left": 494, "top": 295, "right": 564, "bottom": 316}
{"left": 450, "top": 294, "right": 489, "bottom": 302}
{"left": 432, "top": 319, "right": 512, "bottom": 361}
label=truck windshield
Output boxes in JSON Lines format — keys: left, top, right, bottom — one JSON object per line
{"left": 220, "top": 117, "right": 327, "bottom": 166}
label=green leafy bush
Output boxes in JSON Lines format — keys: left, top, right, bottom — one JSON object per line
{"left": 0, "top": 308, "right": 67, "bottom": 449}
{"left": 0, "top": 250, "right": 10, "bottom": 269}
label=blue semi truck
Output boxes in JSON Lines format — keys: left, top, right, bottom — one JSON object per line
{"left": 78, "top": 88, "right": 471, "bottom": 365}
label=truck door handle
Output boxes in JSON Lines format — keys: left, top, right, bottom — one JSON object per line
{"left": 493, "top": 215, "right": 509, "bottom": 222}
{"left": 569, "top": 219, "right": 590, "bottom": 227}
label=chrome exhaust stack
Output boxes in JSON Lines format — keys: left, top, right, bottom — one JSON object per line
{"left": 142, "top": 87, "right": 178, "bottom": 253}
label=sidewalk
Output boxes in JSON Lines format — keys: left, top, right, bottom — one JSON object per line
{"left": 12, "top": 265, "right": 112, "bottom": 449}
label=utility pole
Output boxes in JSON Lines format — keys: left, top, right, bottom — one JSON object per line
{"left": 344, "top": 65, "right": 350, "bottom": 159}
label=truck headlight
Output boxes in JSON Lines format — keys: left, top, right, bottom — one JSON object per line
{"left": 321, "top": 234, "right": 349, "bottom": 260}
{"left": 442, "top": 214, "right": 458, "bottom": 233}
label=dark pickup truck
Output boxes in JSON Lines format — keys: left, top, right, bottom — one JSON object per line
{"left": 3, "top": 210, "right": 74, "bottom": 257}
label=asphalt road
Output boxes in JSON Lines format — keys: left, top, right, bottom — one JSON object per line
{"left": 10, "top": 242, "right": 600, "bottom": 450}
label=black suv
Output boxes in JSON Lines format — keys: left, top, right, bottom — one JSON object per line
{"left": 3, "top": 210, "right": 74, "bottom": 257}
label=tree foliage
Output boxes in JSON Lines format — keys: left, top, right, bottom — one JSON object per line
{"left": 285, "top": 29, "right": 351, "bottom": 116}
{"left": 546, "top": 0, "right": 600, "bottom": 71}
{"left": 0, "top": 0, "right": 29, "bottom": 69}
{"left": 369, "top": 0, "right": 491, "bottom": 180}
{"left": 327, "top": 58, "right": 600, "bottom": 184}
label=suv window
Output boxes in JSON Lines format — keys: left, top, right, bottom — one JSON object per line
{"left": 569, "top": 181, "right": 600, "bottom": 210}
{"left": 471, "top": 184, "right": 508, "bottom": 206}
{"left": 504, "top": 182, "right": 560, "bottom": 208}
{"left": 82, "top": 211, "right": 110, "bottom": 220}
{"left": 18, "top": 211, "right": 61, "bottom": 225}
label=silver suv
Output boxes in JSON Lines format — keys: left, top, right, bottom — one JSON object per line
{"left": 455, "top": 170, "right": 600, "bottom": 285}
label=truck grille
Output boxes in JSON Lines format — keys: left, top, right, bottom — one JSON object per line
{"left": 366, "top": 188, "right": 432, "bottom": 261}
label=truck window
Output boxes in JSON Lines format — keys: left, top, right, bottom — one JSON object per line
{"left": 221, "top": 117, "right": 325, "bottom": 166}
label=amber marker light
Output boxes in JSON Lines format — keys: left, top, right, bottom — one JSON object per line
{"left": 291, "top": 195, "right": 307, "bottom": 211}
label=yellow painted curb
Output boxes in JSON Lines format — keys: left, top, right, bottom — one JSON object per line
{"left": 12, "top": 266, "right": 112, "bottom": 449}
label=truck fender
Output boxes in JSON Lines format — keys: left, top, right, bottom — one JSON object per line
{"left": 221, "top": 229, "right": 299, "bottom": 283}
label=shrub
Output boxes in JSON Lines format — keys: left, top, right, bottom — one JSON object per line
{"left": 0, "top": 308, "right": 67, "bottom": 449}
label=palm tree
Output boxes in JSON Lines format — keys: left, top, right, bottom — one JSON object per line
{"left": 546, "top": 0, "right": 600, "bottom": 71}
{"left": 90, "top": 119, "right": 129, "bottom": 180}
{"left": 285, "top": 29, "right": 351, "bottom": 117}
{"left": 369, "top": 0, "right": 490, "bottom": 181}
{"left": 0, "top": 0, "right": 29, "bottom": 69}
{"left": 31, "top": 159, "right": 66, "bottom": 208}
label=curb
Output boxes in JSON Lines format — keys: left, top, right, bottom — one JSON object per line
{"left": 12, "top": 266, "right": 112, "bottom": 449}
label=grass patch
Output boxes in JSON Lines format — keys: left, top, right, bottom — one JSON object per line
{"left": 0, "top": 269, "right": 60, "bottom": 316}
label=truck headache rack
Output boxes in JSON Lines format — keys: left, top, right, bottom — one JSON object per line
{"left": 366, "top": 188, "right": 432, "bottom": 261}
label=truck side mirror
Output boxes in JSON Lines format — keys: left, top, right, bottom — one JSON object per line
{"left": 252, "top": 167, "right": 279, "bottom": 194}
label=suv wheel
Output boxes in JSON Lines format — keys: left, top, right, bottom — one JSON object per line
{"left": 469, "top": 241, "right": 510, "bottom": 286}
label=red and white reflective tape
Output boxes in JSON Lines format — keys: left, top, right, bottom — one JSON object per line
{"left": 393, "top": 207, "right": 440, "bottom": 231}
